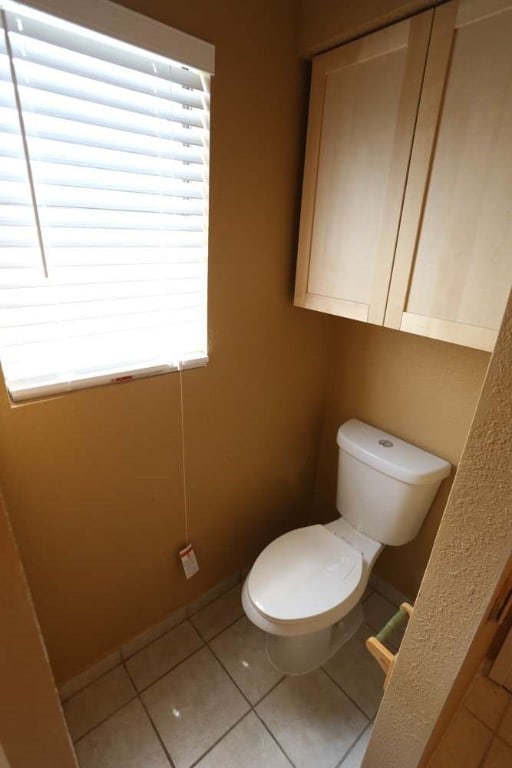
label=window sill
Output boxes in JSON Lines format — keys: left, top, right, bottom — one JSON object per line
{"left": 7, "top": 356, "right": 209, "bottom": 404}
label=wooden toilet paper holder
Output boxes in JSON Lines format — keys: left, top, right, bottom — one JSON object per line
{"left": 366, "top": 602, "right": 414, "bottom": 688}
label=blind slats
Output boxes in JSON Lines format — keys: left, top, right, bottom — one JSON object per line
{"left": 0, "top": 1, "right": 210, "bottom": 400}
{"left": 0, "top": 246, "right": 205, "bottom": 267}
{"left": 6, "top": 29, "right": 204, "bottom": 91}
{"left": 3, "top": 134, "right": 206, "bottom": 170}
{"left": 0, "top": 183, "right": 205, "bottom": 211}
{"left": 12, "top": 54, "right": 208, "bottom": 111}
{"left": 4, "top": 5, "right": 209, "bottom": 82}
{"left": 0, "top": 157, "right": 205, "bottom": 188}
{"left": 1, "top": 271, "right": 204, "bottom": 306}
{"left": 0, "top": 80, "right": 206, "bottom": 132}
{"left": 0, "top": 306, "right": 204, "bottom": 355}
{"left": 3, "top": 206, "right": 204, "bottom": 231}
{"left": 0, "top": 105, "right": 206, "bottom": 152}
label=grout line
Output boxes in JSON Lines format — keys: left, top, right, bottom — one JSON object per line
{"left": 71, "top": 692, "right": 139, "bottom": 745}
{"left": 196, "top": 612, "right": 245, "bottom": 643}
{"left": 123, "top": 660, "right": 176, "bottom": 768}
{"left": 65, "top": 577, "right": 393, "bottom": 768}
{"left": 187, "top": 710, "right": 252, "bottom": 768}
{"left": 250, "top": 674, "right": 287, "bottom": 708}
{"left": 60, "top": 657, "right": 123, "bottom": 703}
{"left": 66, "top": 609, "right": 248, "bottom": 751}
{"left": 464, "top": 700, "right": 510, "bottom": 741}
{"left": 120, "top": 614, "right": 189, "bottom": 661}
{"left": 67, "top": 620, "right": 375, "bottom": 768}
{"left": 63, "top": 576, "right": 243, "bottom": 698}
{"left": 132, "top": 642, "right": 207, "bottom": 695}
{"left": 187, "top": 579, "right": 243, "bottom": 621}
{"left": 320, "top": 666, "right": 374, "bottom": 722}
{"left": 494, "top": 695, "right": 511, "bottom": 732}
{"left": 253, "top": 709, "right": 296, "bottom": 767}
{"left": 205, "top": 640, "right": 253, "bottom": 707}
{"left": 190, "top": 610, "right": 245, "bottom": 644}
{"left": 204, "top": 632, "right": 296, "bottom": 766}
{"left": 123, "top": 585, "right": 239, "bottom": 662}
{"left": 477, "top": 735, "right": 494, "bottom": 768}
{"left": 334, "top": 719, "right": 374, "bottom": 768}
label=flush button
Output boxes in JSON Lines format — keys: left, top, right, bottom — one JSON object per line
{"left": 378, "top": 439, "right": 393, "bottom": 448}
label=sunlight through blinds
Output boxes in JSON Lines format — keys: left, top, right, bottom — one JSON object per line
{"left": 0, "top": 1, "right": 212, "bottom": 400}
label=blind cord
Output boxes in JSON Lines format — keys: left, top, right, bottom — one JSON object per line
{"left": 178, "top": 367, "right": 189, "bottom": 544}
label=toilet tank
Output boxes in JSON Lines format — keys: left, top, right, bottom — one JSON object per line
{"left": 336, "top": 420, "right": 451, "bottom": 546}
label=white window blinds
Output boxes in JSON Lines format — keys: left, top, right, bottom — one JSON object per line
{"left": 0, "top": 0, "right": 212, "bottom": 401}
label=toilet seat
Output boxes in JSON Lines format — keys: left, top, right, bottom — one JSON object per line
{"left": 247, "top": 525, "right": 363, "bottom": 624}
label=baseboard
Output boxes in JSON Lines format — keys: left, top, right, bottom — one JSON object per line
{"left": 370, "top": 574, "right": 413, "bottom": 607}
{"left": 59, "top": 570, "right": 243, "bottom": 701}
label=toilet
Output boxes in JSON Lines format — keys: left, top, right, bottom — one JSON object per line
{"left": 242, "top": 419, "right": 451, "bottom": 674}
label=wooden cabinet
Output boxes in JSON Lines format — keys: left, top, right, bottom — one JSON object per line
{"left": 295, "top": 0, "right": 512, "bottom": 351}
{"left": 295, "top": 11, "right": 433, "bottom": 324}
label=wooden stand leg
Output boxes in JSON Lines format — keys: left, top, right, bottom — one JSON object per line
{"left": 366, "top": 636, "right": 395, "bottom": 688}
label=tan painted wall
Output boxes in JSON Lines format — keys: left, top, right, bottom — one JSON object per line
{"left": 298, "top": 0, "right": 490, "bottom": 599}
{"left": 0, "top": 0, "right": 494, "bottom": 689}
{"left": 0, "top": 493, "right": 77, "bottom": 768}
{"left": 0, "top": 0, "right": 333, "bottom": 684}
{"left": 312, "top": 320, "right": 489, "bottom": 598}
{"left": 298, "top": 0, "right": 443, "bottom": 55}
{"left": 363, "top": 286, "right": 512, "bottom": 767}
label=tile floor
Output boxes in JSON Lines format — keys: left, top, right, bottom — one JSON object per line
{"left": 64, "top": 582, "right": 403, "bottom": 768}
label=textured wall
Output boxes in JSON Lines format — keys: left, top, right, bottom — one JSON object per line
{"left": 363, "top": 290, "right": 512, "bottom": 768}
{"left": 0, "top": 494, "right": 77, "bottom": 768}
{"left": 0, "top": 0, "right": 333, "bottom": 684}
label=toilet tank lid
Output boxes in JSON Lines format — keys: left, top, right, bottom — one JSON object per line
{"left": 337, "top": 419, "right": 451, "bottom": 486}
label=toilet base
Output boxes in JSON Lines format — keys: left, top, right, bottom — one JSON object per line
{"left": 265, "top": 602, "right": 364, "bottom": 675}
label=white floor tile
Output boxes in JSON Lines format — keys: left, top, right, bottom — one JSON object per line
{"left": 75, "top": 699, "right": 170, "bottom": 768}
{"left": 363, "top": 593, "right": 406, "bottom": 650}
{"left": 256, "top": 669, "right": 368, "bottom": 768}
{"left": 210, "top": 617, "right": 284, "bottom": 704}
{"left": 339, "top": 723, "right": 373, "bottom": 767}
{"left": 125, "top": 620, "right": 203, "bottom": 691}
{"left": 323, "top": 624, "right": 384, "bottom": 719}
{"left": 195, "top": 713, "right": 291, "bottom": 768}
{"left": 141, "top": 646, "right": 250, "bottom": 768}
{"left": 64, "top": 665, "right": 136, "bottom": 742}
{"left": 190, "top": 584, "right": 244, "bottom": 641}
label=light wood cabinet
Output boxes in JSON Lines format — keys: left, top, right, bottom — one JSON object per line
{"left": 295, "top": 0, "right": 512, "bottom": 352}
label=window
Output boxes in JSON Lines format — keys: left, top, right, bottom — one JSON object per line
{"left": 0, "top": 0, "right": 213, "bottom": 401}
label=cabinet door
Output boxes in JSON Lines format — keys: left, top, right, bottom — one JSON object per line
{"left": 385, "top": 0, "right": 512, "bottom": 351}
{"left": 294, "top": 12, "right": 432, "bottom": 323}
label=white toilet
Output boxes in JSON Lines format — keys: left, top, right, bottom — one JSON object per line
{"left": 242, "top": 419, "right": 451, "bottom": 674}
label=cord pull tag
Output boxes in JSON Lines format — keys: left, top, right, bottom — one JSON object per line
{"left": 179, "top": 543, "right": 199, "bottom": 579}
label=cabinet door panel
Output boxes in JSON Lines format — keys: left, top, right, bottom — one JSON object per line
{"left": 294, "top": 12, "right": 432, "bottom": 323}
{"left": 386, "top": 0, "right": 512, "bottom": 350}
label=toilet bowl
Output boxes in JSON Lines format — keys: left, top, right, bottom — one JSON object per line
{"left": 242, "top": 419, "right": 451, "bottom": 674}
{"left": 242, "top": 517, "right": 382, "bottom": 673}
